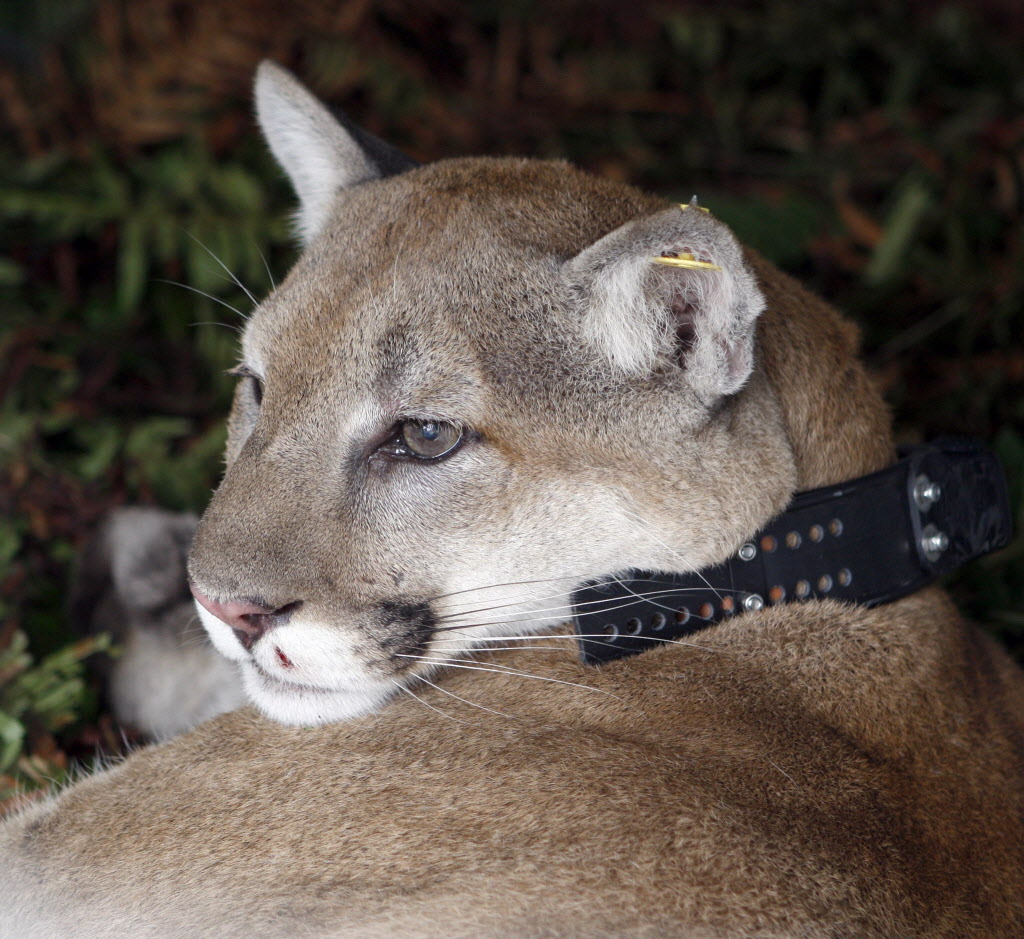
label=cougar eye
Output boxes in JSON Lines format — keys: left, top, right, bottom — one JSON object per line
{"left": 230, "top": 365, "right": 264, "bottom": 406}
{"left": 400, "top": 419, "right": 462, "bottom": 459}
{"left": 248, "top": 375, "right": 264, "bottom": 406}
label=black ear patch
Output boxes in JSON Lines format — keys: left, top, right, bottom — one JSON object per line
{"left": 336, "top": 114, "right": 418, "bottom": 179}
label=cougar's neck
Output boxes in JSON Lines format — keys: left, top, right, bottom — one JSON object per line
{"left": 748, "top": 253, "right": 895, "bottom": 490}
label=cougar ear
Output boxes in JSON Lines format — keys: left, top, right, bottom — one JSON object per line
{"left": 567, "top": 204, "right": 765, "bottom": 399}
{"left": 254, "top": 60, "right": 417, "bottom": 245}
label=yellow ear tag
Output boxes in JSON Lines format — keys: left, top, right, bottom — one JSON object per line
{"left": 651, "top": 253, "right": 722, "bottom": 271}
{"left": 680, "top": 195, "right": 712, "bottom": 213}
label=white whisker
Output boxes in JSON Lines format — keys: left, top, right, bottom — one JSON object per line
{"left": 429, "top": 644, "right": 573, "bottom": 654}
{"left": 435, "top": 578, "right": 727, "bottom": 623}
{"left": 437, "top": 580, "right": 624, "bottom": 620}
{"left": 426, "top": 574, "right": 584, "bottom": 605}
{"left": 256, "top": 245, "right": 276, "bottom": 290}
{"left": 434, "top": 584, "right": 737, "bottom": 634}
{"left": 185, "top": 231, "right": 258, "bottom": 307}
{"left": 433, "top": 570, "right": 692, "bottom": 617}
{"left": 158, "top": 279, "right": 248, "bottom": 320}
{"left": 434, "top": 577, "right": 647, "bottom": 622}
{"left": 438, "top": 592, "right": 572, "bottom": 622}
{"left": 618, "top": 506, "right": 724, "bottom": 602}
{"left": 604, "top": 582, "right": 710, "bottom": 619}
{"left": 411, "top": 674, "right": 516, "bottom": 720}
{"left": 432, "top": 631, "right": 731, "bottom": 654}
{"left": 392, "top": 680, "right": 473, "bottom": 725}
{"left": 191, "top": 321, "right": 244, "bottom": 334}
{"left": 397, "top": 654, "right": 625, "bottom": 701}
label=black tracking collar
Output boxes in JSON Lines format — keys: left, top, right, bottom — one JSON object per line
{"left": 573, "top": 438, "right": 1013, "bottom": 665}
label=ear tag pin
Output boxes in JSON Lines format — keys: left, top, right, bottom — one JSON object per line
{"left": 680, "top": 195, "right": 711, "bottom": 213}
{"left": 651, "top": 196, "right": 721, "bottom": 269}
{"left": 652, "top": 254, "right": 722, "bottom": 271}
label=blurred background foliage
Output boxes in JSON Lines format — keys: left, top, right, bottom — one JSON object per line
{"left": 1, "top": 0, "right": 1022, "bottom": 806}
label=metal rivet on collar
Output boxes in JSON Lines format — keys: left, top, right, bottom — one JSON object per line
{"left": 921, "top": 524, "right": 950, "bottom": 562}
{"left": 738, "top": 543, "right": 756, "bottom": 561}
{"left": 743, "top": 593, "right": 765, "bottom": 612}
{"left": 913, "top": 474, "right": 943, "bottom": 512}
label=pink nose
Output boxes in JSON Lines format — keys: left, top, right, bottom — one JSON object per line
{"left": 189, "top": 583, "right": 298, "bottom": 651}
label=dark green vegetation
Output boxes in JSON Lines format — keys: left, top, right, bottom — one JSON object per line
{"left": 1, "top": 0, "right": 1022, "bottom": 805}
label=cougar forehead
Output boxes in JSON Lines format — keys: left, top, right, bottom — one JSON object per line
{"left": 247, "top": 158, "right": 657, "bottom": 417}
{"left": 189, "top": 154, "right": 796, "bottom": 727}
{"left": 246, "top": 158, "right": 762, "bottom": 459}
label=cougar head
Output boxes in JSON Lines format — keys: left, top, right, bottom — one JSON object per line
{"left": 188, "top": 62, "right": 888, "bottom": 726}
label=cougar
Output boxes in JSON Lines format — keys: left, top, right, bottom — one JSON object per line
{"left": 3, "top": 62, "right": 1022, "bottom": 937}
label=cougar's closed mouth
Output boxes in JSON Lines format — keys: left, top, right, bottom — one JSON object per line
{"left": 250, "top": 661, "right": 323, "bottom": 695}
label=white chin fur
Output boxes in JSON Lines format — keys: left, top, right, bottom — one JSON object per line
{"left": 240, "top": 663, "right": 395, "bottom": 726}
{"left": 195, "top": 603, "right": 250, "bottom": 662}
{"left": 194, "top": 587, "right": 571, "bottom": 728}
{"left": 195, "top": 601, "right": 399, "bottom": 726}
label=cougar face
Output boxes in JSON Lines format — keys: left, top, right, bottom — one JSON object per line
{"left": 187, "top": 63, "right": 797, "bottom": 725}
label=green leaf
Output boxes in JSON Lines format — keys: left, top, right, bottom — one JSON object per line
{"left": 117, "top": 215, "right": 148, "bottom": 314}
{"left": 0, "top": 411, "right": 34, "bottom": 465}
{"left": 215, "top": 166, "right": 263, "bottom": 214}
{"left": 864, "top": 178, "right": 933, "bottom": 286}
{"left": 74, "top": 423, "right": 123, "bottom": 481}
{"left": 183, "top": 225, "right": 224, "bottom": 293}
{"left": 0, "top": 522, "right": 21, "bottom": 569}
{"left": 0, "top": 257, "right": 25, "bottom": 286}
{"left": 124, "top": 417, "right": 192, "bottom": 461}
{"left": 0, "top": 712, "right": 25, "bottom": 774}
{"left": 0, "top": 630, "right": 30, "bottom": 684}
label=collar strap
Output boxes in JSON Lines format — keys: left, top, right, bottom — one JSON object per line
{"left": 573, "top": 437, "right": 1013, "bottom": 665}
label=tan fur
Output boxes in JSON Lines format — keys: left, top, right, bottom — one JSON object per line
{"left": 2, "top": 66, "right": 1021, "bottom": 937}
{"left": 4, "top": 596, "right": 1023, "bottom": 936}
